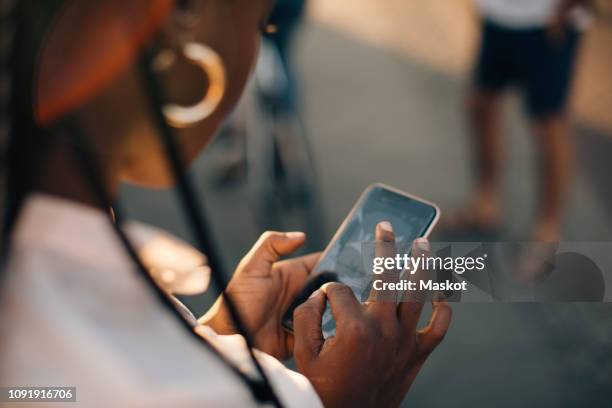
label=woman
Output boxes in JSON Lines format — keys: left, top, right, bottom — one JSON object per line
{"left": 0, "top": 1, "right": 451, "bottom": 406}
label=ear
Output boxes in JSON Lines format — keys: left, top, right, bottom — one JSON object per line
{"left": 36, "top": 0, "right": 173, "bottom": 126}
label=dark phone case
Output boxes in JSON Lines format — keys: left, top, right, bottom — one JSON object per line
{"left": 281, "top": 271, "right": 338, "bottom": 333}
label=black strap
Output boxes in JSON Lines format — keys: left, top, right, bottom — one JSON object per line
{"left": 65, "top": 120, "right": 281, "bottom": 407}
{"left": 136, "top": 49, "right": 284, "bottom": 407}
{"left": 140, "top": 49, "right": 282, "bottom": 407}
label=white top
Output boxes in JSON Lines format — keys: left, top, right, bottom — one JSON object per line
{"left": 475, "top": 0, "right": 591, "bottom": 29}
{"left": 0, "top": 194, "right": 322, "bottom": 408}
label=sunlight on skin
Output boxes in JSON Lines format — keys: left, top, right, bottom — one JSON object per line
{"left": 137, "top": 231, "right": 210, "bottom": 295}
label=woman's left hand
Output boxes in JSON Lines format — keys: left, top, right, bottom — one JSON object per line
{"left": 199, "top": 231, "right": 319, "bottom": 360}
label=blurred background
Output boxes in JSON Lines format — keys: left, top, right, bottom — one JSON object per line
{"left": 120, "top": 0, "right": 612, "bottom": 406}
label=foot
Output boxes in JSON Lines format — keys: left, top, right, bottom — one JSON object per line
{"left": 514, "top": 242, "right": 558, "bottom": 286}
{"left": 530, "top": 221, "right": 561, "bottom": 243}
{"left": 441, "top": 191, "right": 501, "bottom": 234}
{"left": 513, "top": 221, "right": 560, "bottom": 285}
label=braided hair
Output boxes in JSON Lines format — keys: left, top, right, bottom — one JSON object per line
{"left": 0, "top": 0, "right": 17, "bottom": 251}
{"left": 1, "top": 1, "right": 62, "bottom": 254}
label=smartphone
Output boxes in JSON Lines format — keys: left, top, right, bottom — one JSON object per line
{"left": 282, "top": 183, "right": 440, "bottom": 336}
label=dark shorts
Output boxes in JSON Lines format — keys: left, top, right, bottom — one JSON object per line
{"left": 473, "top": 19, "right": 581, "bottom": 118}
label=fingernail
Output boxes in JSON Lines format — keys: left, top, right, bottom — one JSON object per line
{"left": 308, "top": 289, "right": 321, "bottom": 299}
{"left": 415, "top": 237, "right": 430, "bottom": 251}
{"left": 379, "top": 221, "right": 393, "bottom": 233}
{"left": 286, "top": 231, "right": 306, "bottom": 240}
{"left": 320, "top": 282, "right": 332, "bottom": 294}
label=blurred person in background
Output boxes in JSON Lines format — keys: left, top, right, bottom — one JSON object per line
{"left": 266, "top": 0, "right": 306, "bottom": 110}
{"left": 445, "top": 0, "right": 592, "bottom": 242}
{"left": 213, "top": 0, "right": 307, "bottom": 184}
{"left": 0, "top": 1, "right": 451, "bottom": 407}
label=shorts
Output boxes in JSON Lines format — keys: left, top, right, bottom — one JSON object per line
{"left": 473, "top": 19, "right": 581, "bottom": 118}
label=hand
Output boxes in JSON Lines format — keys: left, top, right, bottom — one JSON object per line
{"left": 548, "top": 11, "right": 569, "bottom": 43}
{"left": 200, "top": 231, "right": 320, "bottom": 360}
{"left": 547, "top": 0, "right": 586, "bottom": 43}
{"left": 293, "top": 222, "right": 452, "bottom": 408}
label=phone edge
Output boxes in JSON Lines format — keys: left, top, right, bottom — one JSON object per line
{"left": 281, "top": 183, "right": 440, "bottom": 333}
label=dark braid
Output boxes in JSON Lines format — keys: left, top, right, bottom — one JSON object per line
{"left": 0, "top": 0, "right": 17, "bottom": 251}
{"left": 1, "top": 1, "right": 61, "bottom": 255}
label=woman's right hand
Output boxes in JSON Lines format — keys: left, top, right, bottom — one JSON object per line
{"left": 293, "top": 224, "right": 452, "bottom": 408}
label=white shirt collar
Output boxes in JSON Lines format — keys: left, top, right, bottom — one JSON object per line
{"left": 12, "top": 194, "right": 210, "bottom": 295}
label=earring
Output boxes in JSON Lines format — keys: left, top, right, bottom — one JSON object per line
{"left": 154, "top": 42, "right": 226, "bottom": 128}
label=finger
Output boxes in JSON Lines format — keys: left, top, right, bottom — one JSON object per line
{"left": 293, "top": 289, "right": 326, "bottom": 364}
{"left": 242, "top": 231, "right": 306, "bottom": 271}
{"left": 417, "top": 301, "right": 452, "bottom": 358}
{"left": 376, "top": 221, "right": 395, "bottom": 252}
{"left": 285, "top": 333, "right": 295, "bottom": 358}
{"left": 366, "top": 222, "right": 400, "bottom": 316}
{"left": 398, "top": 238, "right": 429, "bottom": 332}
{"left": 274, "top": 252, "right": 323, "bottom": 310}
{"left": 299, "top": 252, "right": 322, "bottom": 271}
{"left": 321, "top": 282, "right": 362, "bottom": 330}
{"left": 274, "top": 252, "right": 321, "bottom": 277}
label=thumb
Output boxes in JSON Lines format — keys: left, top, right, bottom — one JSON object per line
{"left": 417, "top": 301, "right": 452, "bottom": 358}
{"left": 243, "top": 231, "right": 306, "bottom": 270}
{"left": 293, "top": 289, "right": 326, "bottom": 365}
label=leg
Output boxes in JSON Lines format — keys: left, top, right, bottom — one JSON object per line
{"left": 443, "top": 87, "right": 504, "bottom": 233}
{"left": 530, "top": 114, "right": 573, "bottom": 241}
{"left": 466, "top": 87, "right": 503, "bottom": 227}
{"left": 442, "top": 20, "right": 512, "bottom": 234}
{"left": 521, "top": 27, "right": 581, "bottom": 241}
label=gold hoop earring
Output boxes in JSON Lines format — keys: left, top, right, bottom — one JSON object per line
{"left": 156, "top": 43, "right": 226, "bottom": 128}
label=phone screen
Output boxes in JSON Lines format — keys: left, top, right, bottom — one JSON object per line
{"left": 282, "top": 184, "right": 439, "bottom": 335}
